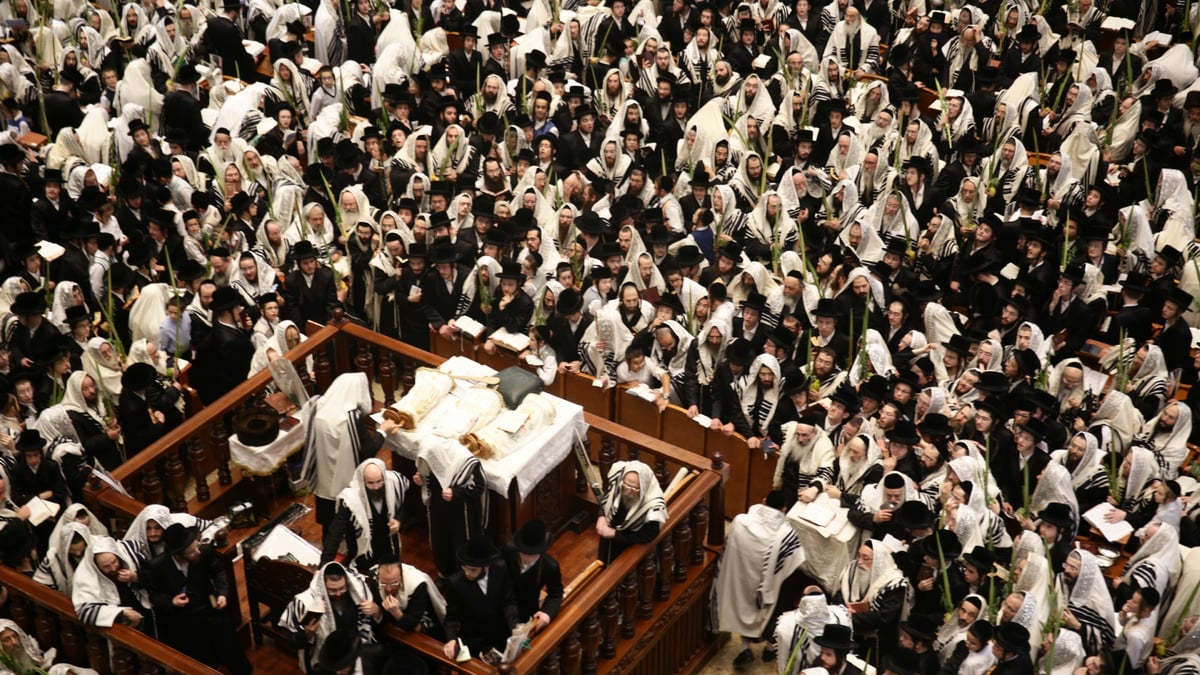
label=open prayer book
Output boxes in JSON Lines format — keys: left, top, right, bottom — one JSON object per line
{"left": 490, "top": 328, "right": 531, "bottom": 353}
{"left": 454, "top": 316, "right": 486, "bottom": 339}
{"left": 250, "top": 524, "right": 322, "bottom": 567}
{"left": 26, "top": 497, "right": 59, "bottom": 526}
{"left": 1083, "top": 502, "right": 1134, "bottom": 543}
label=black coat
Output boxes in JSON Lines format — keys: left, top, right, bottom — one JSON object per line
{"left": 54, "top": 242, "right": 96, "bottom": 310}
{"left": 161, "top": 89, "right": 209, "bottom": 151}
{"left": 443, "top": 561, "right": 520, "bottom": 655}
{"left": 202, "top": 17, "right": 257, "bottom": 85}
{"left": 192, "top": 321, "right": 254, "bottom": 405}
{"left": 421, "top": 265, "right": 472, "bottom": 329}
{"left": 42, "top": 90, "right": 84, "bottom": 136}
{"left": 67, "top": 409, "right": 122, "bottom": 471}
{"left": 501, "top": 547, "right": 564, "bottom": 623}
{"left": 30, "top": 194, "right": 74, "bottom": 242}
{"left": 117, "top": 383, "right": 183, "bottom": 455}
{"left": 282, "top": 267, "right": 339, "bottom": 327}
{"left": 8, "top": 457, "right": 69, "bottom": 508}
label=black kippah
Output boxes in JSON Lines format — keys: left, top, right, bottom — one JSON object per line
{"left": 883, "top": 473, "right": 905, "bottom": 489}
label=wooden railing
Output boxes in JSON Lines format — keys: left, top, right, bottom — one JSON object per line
{"left": 0, "top": 566, "right": 222, "bottom": 675}
{"left": 83, "top": 316, "right": 730, "bottom": 674}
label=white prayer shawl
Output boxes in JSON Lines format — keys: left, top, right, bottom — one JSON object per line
{"left": 1122, "top": 523, "right": 1181, "bottom": 594}
{"left": 601, "top": 460, "right": 667, "bottom": 533}
{"left": 1051, "top": 431, "right": 1105, "bottom": 491}
{"left": 774, "top": 596, "right": 851, "bottom": 674}
{"left": 33, "top": 521, "right": 93, "bottom": 595}
{"left": 934, "top": 593, "right": 985, "bottom": 661}
{"left": 73, "top": 536, "right": 147, "bottom": 629}
{"left": 823, "top": 17, "right": 879, "bottom": 73}
{"left": 1059, "top": 550, "right": 1118, "bottom": 644}
{"left": 335, "top": 458, "right": 408, "bottom": 562}
{"left": 1091, "top": 390, "right": 1143, "bottom": 455}
{"left": 314, "top": 0, "right": 346, "bottom": 65}
{"left": 300, "top": 373, "right": 372, "bottom": 501}
{"left": 1138, "top": 402, "right": 1192, "bottom": 479}
{"left": 774, "top": 422, "right": 835, "bottom": 488}
{"left": 860, "top": 471, "right": 917, "bottom": 511}
{"left": 0, "top": 619, "right": 53, "bottom": 669}
{"left": 82, "top": 336, "right": 124, "bottom": 398}
{"left": 837, "top": 539, "right": 906, "bottom": 608}
{"left": 740, "top": 353, "right": 782, "bottom": 432}
{"left": 712, "top": 504, "right": 805, "bottom": 638}
{"left": 415, "top": 435, "right": 487, "bottom": 531}
{"left": 280, "top": 563, "right": 375, "bottom": 672}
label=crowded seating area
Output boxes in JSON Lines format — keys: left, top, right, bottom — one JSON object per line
{"left": 0, "top": 0, "right": 1199, "bottom": 672}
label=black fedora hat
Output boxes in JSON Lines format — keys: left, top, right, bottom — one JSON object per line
{"left": 741, "top": 292, "right": 768, "bottom": 314}
{"left": 457, "top": 536, "right": 498, "bottom": 567}
{"left": 1120, "top": 271, "right": 1149, "bottom": 294}
{"left": 1016, "top": 417, "right": 1047, "bottom": 441}
{"left": 121, "top": 362, "right": 159, "bottom": 390}
{"left": 162, "top": 523, "right": 199, "bottom": 557}
{"left": 428, "top": 239, "right": 460, "bottom": 265}
{"left": 962, "top": 545, "right": 996, "bottom": 573}
{"left": 175, "top": 62, "right": 201, "bottom": 85}
{"left": 882, "top": 647, "right": 921, "bottom": 675}
{"left": 1037, "top": 502, "right": 1074, "bottom": 529}
{"left": 657, "top": 293, "right": 685, "bottom": 316}
{"left": 813, "top": 624, "right": 856, "bottom": 651}
{"left": 209, "top": 286, "right": 247, "bottom": 313}
{"left": 15, "top": 429, "right": 44, "bottom": 454}
{"left": 994, "top": 622, "right": 1030, "bottom": 654}
{"left": 1166, "top": 287, "right": 1195, "bottom": 311}
{"left": 918, "top": 528, "right": 962, "bottom": 561}
{"left": 717, "top": 240, "right": 743, "bottom": 262}
{"left": 0, "top": 521, "right": 34, "bottom": 567}
{"left": 976, "top": 371, "right": 1009, "bottom": 393}
{"left": 64, "top": 304, "right": 91, "bottom": 327}
{"left": 11, "top": 292, "right": 46, "bottom": 316}
{"left": 497, "top": 260, "right": 524, "bottom": 281}
{"left": 918, "top": 413, "right": 954, "bottom": 438}
{"left": 886, "top": 419, "right": 920, "bottom": 446}
{"left": 77, "top": 186, "right": 109, "bottom": 212}
{"left": 317, "top": 629, "right": 361, "bottom": 671}
{"left": 1016, "top": 24, "right": 1040, "bottom": 43}
{"left": 859, "top": 375, "right": 890, "bottom": 401}
{"left": 575, "top": 211, "right": 606, "bottom": 235}
{"left": 107, "top": 263, "right": 135, "bottom": 291}
{"left": 725, "top": 338, "right": 755, "bottom": 367}
{"left": 557, "top": 288, "right": 584, "bottom": 315}
{"left": 674, "top": 245, "right": 704, "bottom": 268}
{"left": 175, "top": 259, "right": 206, "bottom": 283}
{"left": 291, "top": 240, "right": 319, "bottom": 261}
{"left": 830, "top": 385, "right": 860, "bottom": 412}
{"left": 893, "top": 500, "right": 934, "bottom": 529}
{"left": 513, "top": 519, "right": 552, "bottom": 554}
{"left": 943, "top": 334, "right": 972, "bottom": 357}
{"left": 813, "top": 298, "right": 842, "bottom": 318}
{"left": 898, "top": 613, "right": 940, "bottom": 643}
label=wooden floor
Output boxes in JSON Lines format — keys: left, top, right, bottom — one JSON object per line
{"left": 232, "top": 447, "right": 606, "bottom": 674}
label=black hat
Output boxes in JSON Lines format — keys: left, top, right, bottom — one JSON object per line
{"left": 175, "top": 259, "right": 206, "bottom": 283}
{"left": 859, "top": 375, "right": 890, "bottom": 401}
{"left": 975, "top": 371, "right": 1008, "bottom": 394}
{"left": 428, "top": 239, "right": 459, "bottom": 265}
{"left": 525, "top": 49, "right": 547, "bottom": 70}
{"left": 741, "top": 292, "right": 768, "bottom": 315}
{"left": 15, "top": 429, "right": 44, "bottom": 454}
{"left": 656, "top": 293, "right": 685, "bottom": 316}
{"left": 887, "top": 419, "right": 920, "bottom": 445}
{"left": 718, "top": 240, "right": 743, "bottom": 261}
{"left": 1185, "top": 91, "right": 1200, "bottom": 110}
{"left": 674, "top": 245, "right": 704, "bottom": 268}
{"left": 893, "top": 500, "right": 934, "bottom": 529}
{"left": 813, "top": 624, "right": 856, "bottom": 651}
{"left": 1118, "top": 270, "right": 1148, "bottom": 294}
{"left": 0, "top": 142, "right": 22, "bottom": 167}
{"left": 497, "top": 261, "right": 524, "bottom": 281}
{"left": 1016, "top": 24, "right": 1040, "bottom": 43}
{"left": 210, "top": 286, "right": 247, "bottom": 313}
{"left": 127, "top": 119, "right": 151, "bottom": 137}
{"left": 943, "top": 334, "right": 972, "bottom": 357}
{"left": 291, "top": 240, "right": 319, "bottom": 261}
{"left": 107, "top": 263, "right": 135, "bottom": 291}
{"left": 407, "top": 243, "right": 428, "bottom": 259}
{"left": 175, "top": 63, "right": 201, "bottom": 85}
{"left": 1003, "top": 294, "right": 1031, "bottom": 318}
{"left": 884, "top": 237, "right": 908, "bottom": 256}
{"left": 121, "top": 362, "right": 159, "bottom": 390}
{"left": 162, "top": 523, "right": 200, "bottom": 557}
{"left": 64, "top": 304, "right": 90, "bottom": 327}
{"left": 429, "top": 210, "right": 452, "bottom": 232}
{"left": 557, "top": 288, "right": 584, "bottom": 316}
{"left": 726, "top": 338, "right": 755, "bottom": 367}
{"left": 1167, "top": 287, "right": 1195, "bottom": 311}
{"left": 830, "top": 385, "right": 860, "bottom": 412}
{"left": 994, "top": 622, "right": 1030, "bottom": 654}
{"left": 1037, "top": 502, "right": 1076, "bottom": 531}
{"left": 77, "top": 186, "right": 109, "bottom": 212}
{"left": 1015, "top": 185, "right": 1042, "bottom": 207}
{"left": 1151, "top": 78, "right": 1179, "bottom": 99}
{"left": 513, "top": 519, "right": 552, "bottom": 554}
{"left": 813, "top": 298, "right": 842, "bottom": 318}
{"left": 977, "top": 66, "right": 999, "bottom": 85}
{"left": 486, "top": 32, "right": 507, "bottom": 47}
{"left": 1059, "top": 263, "right": 1085, "bottom": 286}
{"left": 0, "top": 521, "right": 34, "bottom": 567}
{"left": 1156, "top": 245, "right": 1183, "bottom": 266}
{"left": 382, "top": 82, "right": 406, "bottom": 102}
{"left": 1055, "top": 48, "right": 1078, "bottom": 65}
{"left": 11, "top": 292, "right": 46, "bottom": 316}
{"left": 902, "top": 155, "right": 932, "bottom": 175}
{"left": 459, "top": 24, "right": 479, "bottom": 38}
{"left": 316, "top": 629, "right": 361, "bottom": 671}
{"left": 302, "top": 163, "right": 333, "bottom": 188}
{"left": 781, "top": 370, "right": 812, "bottom": 397}
{"left": 918, "top": 413, "right": 953, "bottom": 438}
{"left": 457, "top": 536, "right": 498, "bottom": 566}
{"left": 575, "top": 212, "right": 606, "bottom": 235}
{"left": 767, "top": 324, "right": 796, "bottom": 351}
{"left": 918, "top": 528, "right": 963, "bottom": 561}
{"left": 395, "top": 197, "right": 418, "bottom": 213}
{"left": 500, "top": 13, "right": 521, "bottom": 36}
{"left": 898, "top": 613, "right": 940, "bottom": 643}
{"left": 962, "top": 545, "right": 996, "bottom": 573}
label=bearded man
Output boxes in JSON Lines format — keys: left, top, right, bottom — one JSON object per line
{"left": 596, "top": 460, "right": 667, "bottom": 562}
{"left": 322, "top": 458, "right": 409, "bottom": 569}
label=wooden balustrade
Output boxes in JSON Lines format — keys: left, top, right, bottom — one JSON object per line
{"left": 0, "top": 566, "right": 222, "bottom": 675}
{"left": 83, "top": 320, "right": 730, "bottom": 675}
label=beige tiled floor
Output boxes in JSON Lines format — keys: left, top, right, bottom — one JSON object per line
{"left": 700, "top": 634, "right": 781, "bottom": 675}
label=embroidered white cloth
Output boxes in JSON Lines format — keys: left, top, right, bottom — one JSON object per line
{"left": 229, "top": 409, "right": 307, "bottom": 476}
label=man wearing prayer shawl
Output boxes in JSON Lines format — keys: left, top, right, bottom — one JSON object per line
{"left": 712, "top": 490, "right": 805, "bottom": 666}
{"left": 413, "top": 435, "right": 488, "bottom": 578}
{"left": 280, "top": 561, "right": 377, "bottom": 673}
{"left": 773, "top": 588, "right": 852, "bottom": 673}
{"left": 0, "top": 619, "right": 55, "bottom": 672}
{"left": 776, "top": 420, "right": 836, "bottom": 508}
{"left": 322, "top": 457, "right": 409, "bottom": 569}
{"left": 72, "top": 535, "right": 154, "bottom": 636}
{"left": 1057, "top": 549, "right": 1118, "bottom": 656}
{"left": 831, "top": 539, "right": 910, "bottom": 652}
{"left": 300, "top": 372, "right": 389, "bottom": 529}
{"left": 596, "top": 460, "right": 667, "bottom": 562}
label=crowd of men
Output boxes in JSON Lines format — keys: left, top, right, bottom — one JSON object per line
{"left": 0, "top": 0, "right": 1198, "bottom": 670}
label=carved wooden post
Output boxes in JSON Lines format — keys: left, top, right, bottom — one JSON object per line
{"left": 709, "top": 451, "right": 726, "bottom": 545}
{"left": 378, "top": 352, "right": 397, "bottom": 406}
{"left": 581, "top": 610, "right": 602, "bottom": 674}
{"left": 400, "top": 358, "right": 415, "bottom": 390}
{"left": 33, "top": 605, "right": 57, "bottom": 654}
{"left": 654, "top": 457, "right": 669, "bottom": 491}
{"left": 163, "top": 453, "right": 187, "bottom": 512}
{"left": 539, "top": 647, "right": 561, "bottom": 675}
{"left": 598, "top": 438, "right": 615, "bottom": 485}
{"left": 86, "top": 632, "right": 110, "bottom": 674}
{"left": 618, "top": 572, "right": 637, "bottom": 639}
{"left": 354, "top": 340, "right": 375, "bottom": 382}
{"left": 313, "top": 342, "right": 333, "bottom": 393}
{"left": 141, "top": 467, "right": 164, "bottom": 506}
{"left": 598, "top": 592, "right": 619, "bottom": 659}
{"left": 9, "top": 594, "right": 32, "bottom": 632}
{"left": 690, "top": 504, "right": 708, "bottom": 565}
{"left": 672, "top": 517, "right": 692, "bottom": 582}
{"left": 636, "top": 555, "right": 656, "bottom": 619}
{"left": 656, "top": 537, "right": 675, "bottom": 600}
{"left": 211, "top": 418, "right": 232, "bottom": 486}
{"left": 61, "top": 621, "right": 86, "bottom": 665}
{"left": 187, "top": 439, "right": 210, "bottom": 502}
{"left": 112, "top": 645, "right": 137, "bottom": 675}
{"left": 625, "top": 442, "right": 639, "bottom": 463}
{"left": 561, "top": 626, "right": 582, "bottom": 675}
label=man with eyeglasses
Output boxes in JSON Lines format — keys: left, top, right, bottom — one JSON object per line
{"left": 596, "top": 460, "right": 668, "bottom": 562}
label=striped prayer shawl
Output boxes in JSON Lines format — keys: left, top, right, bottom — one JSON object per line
{"left": 1069, "top": 603, "right": 1116, "bottom": 655}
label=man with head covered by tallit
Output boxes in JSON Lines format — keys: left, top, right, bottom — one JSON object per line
{"left": 831, "top": 538, "right": 911, "bottom": 652}
{"left": 413, "top": 435, "right": 487, "bottom": 578}
{"left": 280, "top": 561, "right": 378, "bottom": 673}
{"left": 300, "top": 372, "right": 392, "bottom": 530}
{"left": 712, "top": 490, "right": 806, "bottom": 666}
{"left": 72, "top": 535, "right": 154, "bottom": 636}
{"left": 595, "top": 460, "right": 667, "bottom": 562}
{"left": 321, "top": 457, "right": 409, "bottom": 569}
